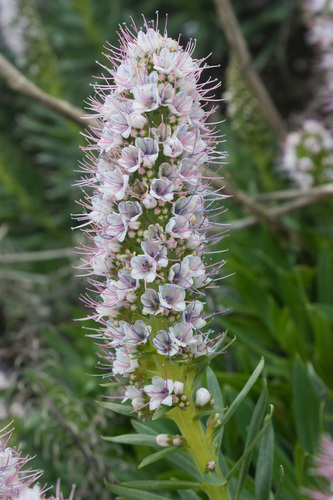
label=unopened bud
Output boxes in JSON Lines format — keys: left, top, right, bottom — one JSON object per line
{"left": 195, "top": 388, "right": 211, "bottom": 407}
{"left": 173, "top": 381, "right": 184, "bottom": 395}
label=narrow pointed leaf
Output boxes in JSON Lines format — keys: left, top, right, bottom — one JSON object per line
{"left": 193, "top": 408, "right": 227, "bottom": 419}
{"left": 292, "top": 357, "right": 320, "bottom": 453}
{"left": 225, "top": 406, "right": 274, "bottom": 482}
{"left": 138, "top": 445, "right": 186, "bottom": 469}
{"left": 178, "top": 490, "right": 202, "bottom": 500}
{"left": 234, "top": 384, "right": 267, "bottom": 500}
{"left": 102, "top": 434, "right": 156, "bottom": 445}
{"left": 97, "top": 401, "right": 133, "bottom": 416}
{"left": 105, "top": 481, "right": 168, "bottom": 499}
{"left": 131, "top": 419, "right": 158, "bottom": 436}
{"left": 274, "top": 466, "right": 284, "bottom": 499}
{"left": 255, "top": 420, "right": 274, "bottom": 500}
{"left": 203, "top": 470, "right": 225, "bottom": 486}
{"left": 121, "top": 480, "right": 201, "bottom": 490}
{"left": 206, "top": 366, "right": 225, "bottom": 448}
{"left": 152, "top": 405, "right": 172, "bottom": 420}
{"left": 219, "top": 357, "right": 264, "bottom": 428}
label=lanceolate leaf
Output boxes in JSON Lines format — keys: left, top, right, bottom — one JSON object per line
{"left": 193, "top": 408, "right": 227, "bottom": 419}
{"left": 138, "top": 445, "right": 186, "bottom": 469}
{"left": 274, "top": 466, "right": 284, "bottom": 500}
{"left": 105, "top": 481, "right": 168, "bottom": 500}
{"left": 234, "top": 384, "right": 268, "bottom": 500}
{"left": 255, "top": 420, "right": 274, "bottom": 500}
{"left": 97, "top": 401, "right": 133, "bottom": 416}
{"left": 102, "top": 434, "right": 157, "bottom": 445}
{"left": 121, "top": 480, "right": 201, "bottom": 490}
{"left": 292, "top": 357, "right": 320, "bottom": 454}
{"left": 206, "top": 366, "right": 225, "bottom": 448}
{"left": 219, "top": 357, "right": 264, "bottom": 428}
{"left": 225, "top": 406, "right": 274, "bottom": 482}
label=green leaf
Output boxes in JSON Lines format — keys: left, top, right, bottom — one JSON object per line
{"left": 234, "top": 384, "right": 267, "bottom": 500}
{"left": 274, "top": 466, "right": 284, "bottom": 500}
{"left": 105, "top": 482, "right": 168, "bottom": 500}
{"left": 292, "top": 357, "right": 320, "bottom": 453}
{"left": 102, "top": 434, "right": 157, "bottom": 446}
{"left": 206, "top": 366, "right": 225, "bottom": 448}
{"left": 131, "top": 419, "right": 158, "bottom": 436}
{"left": 178, "top": 490, "right": 202, "bottom": 500}
{"left": 203, "top": 470, "right": 224, "bottom": 486}
{"left": 316, "top": 244, "right": 332, "bottom": 304}
{"left": 219, "top": 357, "right": 264, "bottom": 428}
{"left": 152, "top": 405, "right": 172, "bottom": 420}
{"left": 255, "top": 420, "right": 274, "bottom": 500}
{"left": 121, "top": 480, "right": 201, "bottom": 490}
{"left": 225, "top": 406, "right": 274, "bottom": 482}
{"left": 97, "top": 400, "right": 133, "bottom": 416}
{"left": 193, "top": 408, "right": 227, "bottom": 419}
{"left": 138, "top": 445, "right": 186, "bottom": 469}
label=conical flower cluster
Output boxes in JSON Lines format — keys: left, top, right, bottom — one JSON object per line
{"left": 78, "top": 16, "right": 227, "bottom": 418}
{"left": 0, "top": 428, "right": 42, "bottom": 499}
{"left": 0, "top": 424, "right": 75, "bottom": 500}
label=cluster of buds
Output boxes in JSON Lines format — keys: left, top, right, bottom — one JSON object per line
{"left": 77, "top": 15, "right": 227, "bottom": 418}
{"left": 279, "top": 118, "right": 333, "bottom": 189}
{"left": 155, "top": 433, "right": 187, "bottom": 447}
{"left": 303, "top": 435, "right": 333, "bottom": 500}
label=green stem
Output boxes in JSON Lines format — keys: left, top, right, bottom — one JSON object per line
{"left": 139, "top": 318, "right": 231, "bottom": 499}
{"left": 170, "top": 405, "right": 231, "bottom": 500}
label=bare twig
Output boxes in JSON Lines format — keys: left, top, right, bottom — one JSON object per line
{"left": 254, "top": 183, "right": 333, "bottom": 201}
{"left": 230, "top": 183, "right": 333, "bottom": 231}
{"left": 0, "top": 248, "right": 73, "bottom": 263}
{"left": 212, "top": 0, "right": 288, "bottom": 141}
{"left": 208, "top": 170, "right": 303, "bottom": 244}
{"left": 0, "top": 52, "right": 87, "bottom": 126}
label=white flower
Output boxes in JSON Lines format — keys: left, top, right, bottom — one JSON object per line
{"left": 183, "top": 301, "right": 206, "bottom": 328}
{"left": 17, "top": 485, "right": 42, "bottom": 500}
{"left": 159, "top": 284, "right": 186, "bottom": 311}
{"left": 153, "top": 330, "right": 179, "bottom": 356}
{"left": 99, "top": 168, "right": 129, "bottom": 200}
{"left": 131, "top": 254, "right": 157, "bottom": 282}
{"left": 144, "top": 376, "right": 174, "bottom": 411}
{"left": 113, "top": 348, "right": 139, "bottom": 376}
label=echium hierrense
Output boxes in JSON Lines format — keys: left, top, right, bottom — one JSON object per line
{"left": 78, "top": 14, "right": 230, "bottom": 500}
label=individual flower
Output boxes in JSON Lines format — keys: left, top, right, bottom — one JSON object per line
{"left": 144, "top": 376, "right": 174, "bottom": 411}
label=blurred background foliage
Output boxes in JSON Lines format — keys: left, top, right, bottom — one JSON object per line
{"left": 0, "top": 0, "right": 332, "bottom": 498}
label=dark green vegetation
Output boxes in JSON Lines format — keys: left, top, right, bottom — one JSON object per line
{"left": 0, "top": 0, "right": 332, "bottom": 498}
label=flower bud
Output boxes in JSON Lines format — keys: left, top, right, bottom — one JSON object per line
{"left": 195, "top": 388, "right": 211, "bottom": 407}
{"left": 156, "top": 434, "right": 171, "bottom": 447}
{"left": 173, "top": 381, "right": 184, "bottom": 395}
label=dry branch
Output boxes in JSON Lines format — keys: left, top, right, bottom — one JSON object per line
{"left": 212, "top": 0, "right": 288, "bottom": 141}
{"left": 0, "top": 52, "right": 87, "bottom": 126}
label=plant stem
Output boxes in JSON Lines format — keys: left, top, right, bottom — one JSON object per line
{"left": 171, "top": 405, "right": 231, "bottom": 500}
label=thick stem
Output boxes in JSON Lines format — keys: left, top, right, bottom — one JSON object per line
{"left": 171, "top": 405, "right": 231, "bottom": 500}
